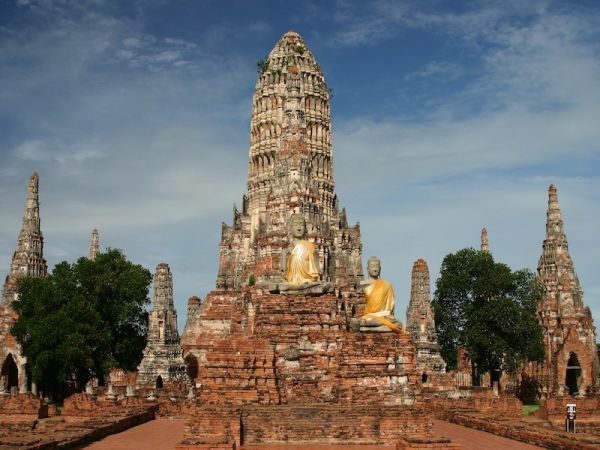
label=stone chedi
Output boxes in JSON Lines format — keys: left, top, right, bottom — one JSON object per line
{"left": 405, "top": 259, "right": 447, "bottom": 379}
{"left": 528, "top": 185, "right": 599, "bottom": 395}
{"left": 137, "top": 263, "right": 186, "bottom": 387}
{"left": 89, "top": 228, "right": 99, "bottom": 260}
{"left": 217, "top": 30, "right": 363, "bottom": 290}
{"left": 0, "top": 173, "right": 47, "bottom": 394}
{"left": 180, "top": 32, "right": 453, "bottom": 449}
{"left": 481, "top": 227, "right": 489, "bottom": 253}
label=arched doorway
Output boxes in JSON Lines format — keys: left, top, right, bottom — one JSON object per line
{"left": 185, "top": 354, "right": 199, "bottom": 381}
{"left": 156, "top": 375, "right": 163, "bottom": 389}
{"left": 566, "top": 352, "right": 582, "bottom": 395}
{"left": 1, "top": 354, "right": 19, "bottom": 390}
{"left": 421, "top": 372, "right": 428, "bottom": 384}
{"left": 491, "top": 369, "right": 501, "bottom": 388}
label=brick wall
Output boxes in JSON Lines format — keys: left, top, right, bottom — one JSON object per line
{"left": 537, "top": 395, "right": 600, "bottom": 420}
{"left": 0, "top": 393, "right": 46, "bottom": 420}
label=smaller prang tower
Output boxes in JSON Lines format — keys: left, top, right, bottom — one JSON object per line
{"left": 0, "top": 173, "right": 48, "bottom": 393}
{"left": 2, "top": 173, "right": 47, "bottom": 304}
{"left": 480, "top": 227, "right": 489, "bottom": 253}
{"left": 89, "top": 229, "right": 99, "bottom": 260}
{"left": 406, "top": 259, "right": 446, "bottom": 377}
{"left": 137, "top": 263, "right": 186, "bottom": 387}
{"left": 531, "top": 185, "right": 599, "bottom": 395}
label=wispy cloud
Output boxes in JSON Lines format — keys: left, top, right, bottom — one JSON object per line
{"left": 403, "top": 61, "right": 463, "bottom": 81}
{"left": 114, "top": 34, "right": 198, "bottom": 71}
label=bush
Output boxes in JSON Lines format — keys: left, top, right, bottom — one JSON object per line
{"left": 517, "top": 376, "right": 540, "bottom": 404}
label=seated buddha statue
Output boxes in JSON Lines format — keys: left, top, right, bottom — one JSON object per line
{"left": 277, "top": 214, "right": 332, "bottom": 294}
{"left": 350, "top": 256, "right": 403, "bottom": 333}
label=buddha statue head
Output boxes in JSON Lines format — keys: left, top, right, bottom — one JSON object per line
{"left": 367, "top": 256, "right": 381, "bottom": 279}
{"left": 289, "top": 214, "right": 307, "bottom": 240}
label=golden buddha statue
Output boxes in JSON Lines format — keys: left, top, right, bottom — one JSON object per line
{"left": 351, "top": 256, "right": 403, "bottom": 333}
{"left": 277, "top": 214, "right": 332, "bottom": 294}
{"left": 284, "top": 214, "right": 319, "bottom": 285}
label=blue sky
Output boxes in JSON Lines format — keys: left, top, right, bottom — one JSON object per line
{"left": 1, "top": 0, "right": 599, "bottom": 332}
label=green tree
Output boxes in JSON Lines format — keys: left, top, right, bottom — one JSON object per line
{"left": 432, "top": 248, "right": 544, "bottom": 383}
{"left": 12, "top": 249, "right": 151, "bottom": 400}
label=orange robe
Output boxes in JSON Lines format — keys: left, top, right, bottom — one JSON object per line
{"left": 363, "top": 279, "right": 401, "bottom": 333}
{"left": 286, "top": 240, "right": 319, "bottom": 285}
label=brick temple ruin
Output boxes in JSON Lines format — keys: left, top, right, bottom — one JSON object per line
{"left": 180, "top": 31, "right": 457, "bottom": 449}
{"left": 0, "top": 173, "right": 47, "bottom": 395}
{"left": 525, "top": 184, "right": 600, "bottom": 395}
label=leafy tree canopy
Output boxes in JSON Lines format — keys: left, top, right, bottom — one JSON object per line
{"left": 12, "top": 249, "right": 151, "bottom": 400}
{"left": 432, "top": 248, "right": 544, "bottom": 377}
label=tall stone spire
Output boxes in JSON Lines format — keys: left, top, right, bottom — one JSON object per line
{"left": 217, "top": 31, "right": 363, "bottom": 290}
{"left": 89, "top": 229, "right": 99, "bottom": 260}
{"left": 1, "top": 172, "right": 47, "bottom": 394}
{"left": 529, "top": 184, "right": 599, "bottom": 394}
{"left": 2, "top": 173, "right": 48, "bottom": 305}
{"left": 480, "top": 227, "right": 489, "bottom": 253}
{"left": 137, "top": 263, "right": 186, "bottom": 386}
{"left": 406, "top": 259, "right": 446, "bottom": 374}
{"left": 538, "top": 185, "right": 583, "bottom": 309}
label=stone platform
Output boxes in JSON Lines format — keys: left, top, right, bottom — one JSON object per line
{"left": 181, "top": 288, "right": 456, "bottom": 448}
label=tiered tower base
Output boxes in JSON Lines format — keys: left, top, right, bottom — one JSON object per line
{"left": 181, "top": 289, "right": 458, "bottom": 448}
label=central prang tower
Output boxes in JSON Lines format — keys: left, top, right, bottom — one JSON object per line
{"left": 217, "top": 31, "right": 363, "bottom": 290}
{"left": 181, "top": 31, "right": 456, "bottom": 450}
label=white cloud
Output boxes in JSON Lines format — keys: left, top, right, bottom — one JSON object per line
{"left": 14, "top": 140, "right": 48, "bottom": 161}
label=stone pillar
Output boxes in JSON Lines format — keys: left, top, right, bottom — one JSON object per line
{"left": 480, "top": 227, "right": 489, "bottom": 253}
{"left": 89, "top": 228, "right": 99, "bottom": 260}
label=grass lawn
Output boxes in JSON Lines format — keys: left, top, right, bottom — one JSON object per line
{"left": 523, "top": 404, "right": 540, "bottom": 415}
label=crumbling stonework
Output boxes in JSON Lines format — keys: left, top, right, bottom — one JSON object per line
{"left": 406, "top": 259, "right": 447, "bottom": 383}
{"left": 0, "top": 393, "right": 157, "bottom": 450}
{"left": 183, "top": 289, "right": 419, "bottom": 406}
{"left": 217, "top": 31, "right": 363, "bottom": 290}
{"left": 181, "top": 288, "right": 444, "bottom": 447}
{"left": 137, "top": 263, "right": 186, "bottom": 387}
{"left": 0, "top": 173, "right": 47, "bottom": 394}
{"left": 526, "top": 184, "right": 600, "bottom": 394}
{"left": 0, "top": 393, "right": 47, "bottom": 421}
